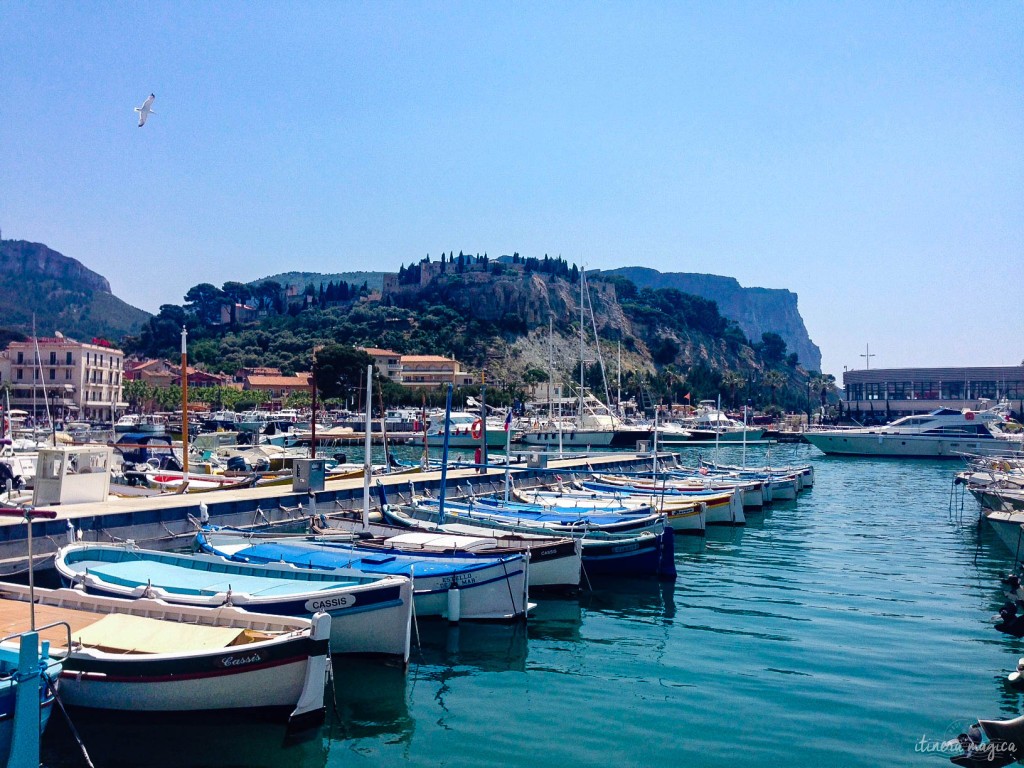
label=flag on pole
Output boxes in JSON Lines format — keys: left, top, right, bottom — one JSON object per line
{"left": 684, "top": 392, "right": 691, "bottom": 401}
{"left": 504, "top": 411, "right": 513, "bottom": 431}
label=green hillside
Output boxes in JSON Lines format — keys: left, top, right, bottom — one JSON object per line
{"left": 0, "top": 239, "right": 151, "bottom": 342}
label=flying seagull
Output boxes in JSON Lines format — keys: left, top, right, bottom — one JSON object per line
{"left": 135, "top": 93, "right": 155, "bottom": 127}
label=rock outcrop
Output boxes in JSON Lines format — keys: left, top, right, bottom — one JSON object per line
{"left": 0, "top": 239, "right": 150, "bottom": 340}
{"left": 604, "top": 267, "right": 822, "bottom": 372}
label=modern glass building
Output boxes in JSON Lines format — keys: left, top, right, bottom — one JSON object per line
{"left": 842, "top": 366, "right": 1024, "bottom": 420}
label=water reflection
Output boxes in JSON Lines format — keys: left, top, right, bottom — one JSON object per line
{"left": 528, "top": 598, "right": 584, "bottom": 643}
{"left": 580, "top": 576, "right": 677, "bottom": 622}
{"left": 42, "top": 707, "right": 329, "bottom": 768}
{"left": 329, "top": 657, "right": 413, "bottom": 744}
{"left": 412, "top": 620, "right": 529, "bottom": 674}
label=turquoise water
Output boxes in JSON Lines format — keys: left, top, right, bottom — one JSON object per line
{"left": 42, "top": 445, "right": 1023, "bottom": 767}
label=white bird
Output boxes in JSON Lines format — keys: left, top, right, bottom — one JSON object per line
{"left": 134, "top": 93, "right": 155, "bottom": 127}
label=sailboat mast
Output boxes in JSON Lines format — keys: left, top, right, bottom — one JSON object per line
{"left": 363, "top": 364, "right": 373, "bottom": 528}
{"left": 579, "top": 265, "right": 584, "bottom": 426}
{"left": 32, "top": 316, "right": 53, "bottom": 440}
{"left": 582, "top": 270, "right": 612, "bottom": 411}
{"left": 617, "top": 340, "right": 621, "bottom": 416}
{"left": 181, "top": 326, "right": 189, "bottom": 477}
{"left": 548, "top": 315, "right": 553, "bottom": 422}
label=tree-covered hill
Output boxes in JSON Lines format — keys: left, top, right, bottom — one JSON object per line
{"left": 126, "top": 254, "right": 822, "bottom": 411}
{"left": 0, "top": 239, "right": 150, "bottom": 341}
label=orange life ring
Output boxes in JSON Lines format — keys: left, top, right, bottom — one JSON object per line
{"left": 470, "top": 419, "right": 483, "bottom": 440}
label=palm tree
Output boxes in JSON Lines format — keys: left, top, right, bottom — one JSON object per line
{"left": 721, "top": 370, "right": 745, "bottom": 408}
{"left": 809, "top": 374, "right": 837, "bottom": 422}
{"left": 762, "top": 370, "right": 787, "bottom": 406}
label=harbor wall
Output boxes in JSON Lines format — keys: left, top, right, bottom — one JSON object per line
{"left": 0, "top": 452, "right": 660, "bottom": 576}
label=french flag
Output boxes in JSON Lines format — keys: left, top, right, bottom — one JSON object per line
{"left": 504, "top": 411, "right": 513, "bottom": 431}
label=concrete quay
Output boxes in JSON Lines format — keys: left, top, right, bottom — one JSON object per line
{"left": 0, "top": 451, "right": 661, "bottom": 576}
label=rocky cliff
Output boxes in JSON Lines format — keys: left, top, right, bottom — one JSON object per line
{"left": 384, "top": 266, "right": 761, "bottom": 384}
{"left": 0, "top": 239, "right": 150, "bottom": 341}
{"left": 604, "top": 267, "right": 822, "bottom": 372}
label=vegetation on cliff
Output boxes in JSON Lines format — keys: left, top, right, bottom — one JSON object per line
{"left": 124, "top": 254, "right": 824, "bottom": 412}
{"left": 0, "top": 239, "right": 150, "bottom": 341}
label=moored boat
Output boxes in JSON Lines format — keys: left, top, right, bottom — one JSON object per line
{"left": 391, "top": 502, "right": 677, "bottom": 580}
{"left": 803, "top": 407, "right": 1024, "bottom": 458}
{"left": 309, "top": 513, "right": 583, "bottom": 591}
{"left": 0, "top": 582, "right": 329, "bottom": 729}
{"left": 53, "top": 542, "right": 413, "bottom": 661}
{"left": 195, "top": 530, "right": 531, "bottom": 622}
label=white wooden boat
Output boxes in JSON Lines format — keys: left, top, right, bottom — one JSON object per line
{"left": 54, "top": 542, "right": 413, "bottom": 661}
{"left": 196, "top": 529, "right": 531, "bottom": 622}
{"left": 0, "top": 582, "right": 329, "bottom": 729}
{"left": 311, "top": 514, "right": 583, "bottom": 591}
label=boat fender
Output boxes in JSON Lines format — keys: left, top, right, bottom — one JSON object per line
{"left": 447, "top": 586, "right": 461, "bottom": 623}
{"left": 1009, "top": 660, "right": 1024, "bottom": 687}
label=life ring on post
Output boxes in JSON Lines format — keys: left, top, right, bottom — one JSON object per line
{"left": 470, "top": 419, "right": 483, "bottom": 440}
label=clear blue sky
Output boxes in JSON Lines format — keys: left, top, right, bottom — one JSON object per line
{"left": 2, "top": 1, "right": 1021, "bottom": 376}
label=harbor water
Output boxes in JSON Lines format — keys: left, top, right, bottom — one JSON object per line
{"left": 40, "top": 444, "right": 1021, "bottom": 767}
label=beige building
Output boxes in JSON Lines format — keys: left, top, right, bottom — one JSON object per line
{"left": 399, "top": 355, "right": 475, "bottom": 388}
{"left": 243, "top": 373, "right": 312, "bottom": 407}
{"left": 357, "top": 348, "right": 476, "bottom": 388}
{"left": 361, "top": 348, "right": 403, "bottom": 384}
{"left": 4, "top": 337, "right": 126, "bottom": 422}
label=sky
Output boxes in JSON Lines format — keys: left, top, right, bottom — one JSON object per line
{"left": 1, "top": 1, "right": 1021, "bottom": 377}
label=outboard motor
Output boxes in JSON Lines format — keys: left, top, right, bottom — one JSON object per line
{"left": 334, "top": 453, "right": 347, "bottom": 465}
{"left": 0, "top": 462, "right": 23, "bottom": 491}
{"left": 226, "top": 456, "right": 251, "bottom": 472}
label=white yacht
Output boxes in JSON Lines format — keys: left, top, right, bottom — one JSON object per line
{"left": 518, "top": 391, "right": 619, "bottom": 448}
{"left": 804, "top": 406, "right": 1024, "bottom": 458}
{"left": 425, "top": 411, "right": 512, "bottom": 448}
{"left": 674, "top": 401, "right": 764, "bottom": 443}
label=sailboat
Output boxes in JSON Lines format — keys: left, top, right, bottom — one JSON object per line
{"left": 519, "top": 268, "right": 645, "bottom": 448}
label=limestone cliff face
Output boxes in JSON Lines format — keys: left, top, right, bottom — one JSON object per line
{"left": 1, "top": 240, "right": 111, "bottom": 293}
{"left": 386, "top": 267, "right": 761, "bottom": 383}
{"left": 0, "top": 239, "right": 150, "bottom": 339}
{"left": 605, "top": 267, "right": 822, "bottom": 372}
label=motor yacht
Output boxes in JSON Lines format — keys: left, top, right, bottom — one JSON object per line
{"left": 804, "top": 406, "right": 1024, "bottom": 458}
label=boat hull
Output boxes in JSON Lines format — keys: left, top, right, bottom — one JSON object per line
{"left": 59, "top": 634, "right": 321, "bottom": 716}
{"left": 55, "top": 544, "right": 413, "bottom": 661}
{"left": 518, "top": 429, "right": 616, "bottom": 447}
{"left": 804, "top": 431, "right": 1021, "bottom": 458}
{"left": 986, "top": 512, "right": 1024, "bottom": 556}
{"left": 581, "top": 528, "right": 676, "bottom": 581}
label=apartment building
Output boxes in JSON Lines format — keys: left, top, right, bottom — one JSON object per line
{"left": 4, "top": 337, "right": 126, "bottom": 422}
